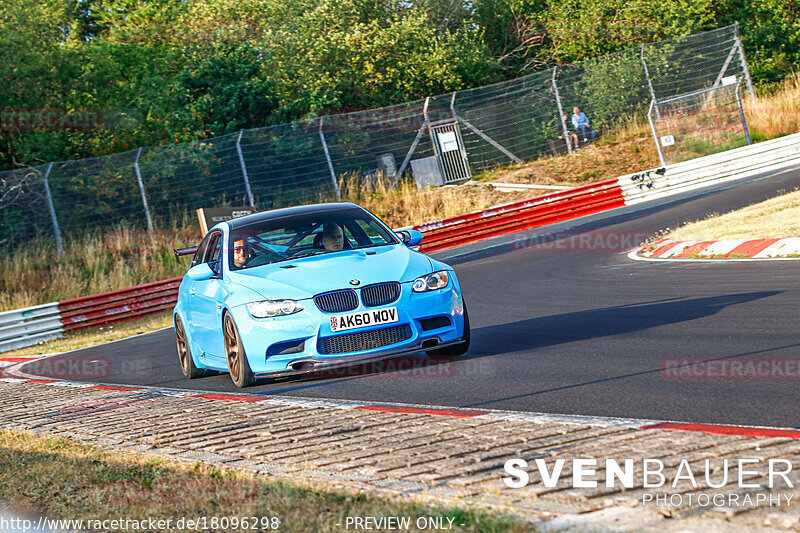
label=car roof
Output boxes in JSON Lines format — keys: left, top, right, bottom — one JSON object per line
{"left": 227, "top": 203, "right": 363, "bottom": 230}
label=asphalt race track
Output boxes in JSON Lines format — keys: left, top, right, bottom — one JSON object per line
{"left": 22, "top": 165, "right": 800, "bottom": 428}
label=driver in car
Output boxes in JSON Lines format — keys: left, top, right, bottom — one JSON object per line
{"left": 232, "top": 239, "right": 253, "bottom": 268}
{"left": 322, "top": 224, "right": 344, "bottom": 251}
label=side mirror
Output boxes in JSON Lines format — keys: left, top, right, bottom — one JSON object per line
{"left": 397, "top": 229, "right": 424, "bottom": 247}
{"left": 186, "top": 263, "right": 215, "bottom": 281}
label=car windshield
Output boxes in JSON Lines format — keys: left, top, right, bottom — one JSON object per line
{"left": 228, "top": 208, "right": 399, "bottom": 270}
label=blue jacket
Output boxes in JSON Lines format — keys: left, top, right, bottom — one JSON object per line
{"left": 571, "top": 112, "right": 590, "bottom": 129}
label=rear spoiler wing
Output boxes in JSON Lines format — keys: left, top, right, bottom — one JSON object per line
{"left": 173, "top": 246, "right": 198, "bottom": 260}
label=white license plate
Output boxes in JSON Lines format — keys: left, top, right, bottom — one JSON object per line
{"left": 329, "top": 307, "right": 398, "bottom": 332}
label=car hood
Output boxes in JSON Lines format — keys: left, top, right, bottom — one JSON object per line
{"left": 226, "top": 244, "right": 433, "bottom": 300}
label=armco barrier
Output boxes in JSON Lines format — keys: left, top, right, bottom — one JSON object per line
{"left": 0, "top": 303, "right": 63, "bottom": 353}
{"left": 416, "top": 179, "right": 625, "bottom": 253}
{"left": 2, "top": 132, "right": 799, "bottom": 353}
{"left": 618, "top": 132, "right": 800, "bottom": 205}
{"left": 58, "top": 277, "right": 182, "bottom": 331}
{"left": 0, "top": 278, "right": 181, "bottom": 354}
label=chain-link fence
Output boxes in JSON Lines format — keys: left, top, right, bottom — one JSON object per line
{"left": 1, "top": 24, "right": 753, "bottom": 253}
{"left": 649, "top": 81, "right": 751, "bottom": 166}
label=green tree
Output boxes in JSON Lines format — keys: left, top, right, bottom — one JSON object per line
{"left": 710, "top": 0, "right": 800, "bottom": 87}
{"left": 536, "top": 0, "right": 716, "bottom": 62}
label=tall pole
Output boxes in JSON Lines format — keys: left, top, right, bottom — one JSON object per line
{"left": 552, "top": 67, "right": 572, "bottom": 153}
{"left": 647, "top": 101, "right": 666, "bottom": 168}
{"left": 395, "top": 117, "right": 428, "bottom": 186}
{"left": 41, "top": 162, "right": 65, "bottom": 258}
{"left": 134, "top": 148, "right": 154, "bottom": 232}
{"left": 734, "top": 82, "right": 752, "bottom": 145}
{"left": 713, "top": 43, "right": 739, "bottom": 87}
{"left": 734, "top": 22, "right": 756, "bottom": 101}
{"left": 641, "top": 44, "right": 659, "bottom": 121}
{"left": 235, "top": 130, "right": 255, "bottom": 206}
{"left": 318, "top": 116, "right": 341, "bottom": 200}
{"left": 640, "top": 44, "right": 657, "bottom": 103}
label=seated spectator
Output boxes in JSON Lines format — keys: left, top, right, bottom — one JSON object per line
{"left": 557, "top": 112, "right": 579, "bottom": 149}
{"left": 571, "top": 106, "right": 596, "bottom": 143}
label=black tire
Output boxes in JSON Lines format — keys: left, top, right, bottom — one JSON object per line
{"left": 223, "top": 313, "right": 256, "bottom": 388}
{"left": 175, "top": 315, "right": 210, "bottom": 379}
{"left": 426, "top": 302, "right": 471, "bottom": 357}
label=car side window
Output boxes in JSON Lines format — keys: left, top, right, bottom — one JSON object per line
{"left": 204, "top": 232, "right": 223, "bottom": 275}
{"left": 191, "top": 233, "right": 213, "bottom": 268}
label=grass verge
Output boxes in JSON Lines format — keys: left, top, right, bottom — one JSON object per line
{"left": 667, "top": 188, "right": 800, "bottom": 242}
{"left": 0, "top": 429, "right": 527, "bottom": 533}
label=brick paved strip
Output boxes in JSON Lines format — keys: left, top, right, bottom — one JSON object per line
{"left": 0, "top": 379, "right": 799, "bottom": 531}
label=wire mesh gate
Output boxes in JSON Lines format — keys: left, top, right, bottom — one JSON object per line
{"left": 429, "top": 120, "right": 471, "bottom": 183}
{"left": 648, "top": 80, "right": 752, "bottom": 166}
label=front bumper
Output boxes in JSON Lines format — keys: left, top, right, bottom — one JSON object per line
{"left": 228, "top": 276, "right": 466, "bottom": 375}
{"left": 252, "top": 338, "right": 465, "bottom": 378}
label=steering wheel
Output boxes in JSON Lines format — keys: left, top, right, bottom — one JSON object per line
{"left": 240, "top": 241, "right": 285, "bottom": 267}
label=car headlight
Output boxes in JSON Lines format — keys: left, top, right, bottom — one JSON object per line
{"left": 412, "top": 271, "right": 449, "bottom": 292}
{"left": 246, "top": 299, "right": 304, "bottom": 318}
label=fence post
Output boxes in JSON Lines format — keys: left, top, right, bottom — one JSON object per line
{"left": 394, "top": 99, "right": 430, "bottom": 186}
{"left": 552, "top": 67, "right": 572, "bottom": 153}
{"left": 734, "top": 81, "right": 753, "bottom": 145}
{"left": 641, "top": 44, "right": 659, "bottom": 122}
{"left": 134, "top": 148, "right": 154, "bottom": 232}
{"left": 647, "top": 101, "right": 666, "bottom": 168}
{"left": 734, "top": 22, "right": 756, "bottom": 101}
{"left": 318, "top": 116, "right": 341, "bottom": 200}
{"left": 41, "top": 162, "right": 65, "bottom": 258}
{"left": 235, "top": 130, "right": 256, "bottom": 206}
{"left": 640, "top": 44, "right": 657, "bottom": 102}
{"left": 713, "top": 42, "right": 740, "bottom": 87}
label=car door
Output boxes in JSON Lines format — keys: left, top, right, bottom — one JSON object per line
{"left": 184, "top": 231, "right": 212, "bottom": 353}
{"left": 188, "top": 230, "right": 226, "bottom": 360}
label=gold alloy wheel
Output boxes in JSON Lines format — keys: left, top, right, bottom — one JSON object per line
{"left": 224, "top": 314, "right": 241, "bottom": 382}
{"left": 175, "top": 317, "right": 190, "bottom": 376}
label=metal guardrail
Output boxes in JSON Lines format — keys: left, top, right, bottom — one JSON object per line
{"left": 58, "top": 277, "right": 182, "bottom": 331}
{"left": 619, "top": 132, "right": 800, "bottom": 204}
{"left": 1, "top": 132, "right": 798, "bottom": 353}
{"left": 0, "top": 303, "right": 63, "bottom": 353}
{"left": 0, "top": 278, "right": 182, "bottom": 354}
{"left": 416, "top": 179, "right": 626, "bottom": 253}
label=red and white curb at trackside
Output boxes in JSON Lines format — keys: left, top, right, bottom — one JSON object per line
{"left": 2, "top": 371, "right": 800, "bottom": 442}
{"left": 0, "top": 355, "right": 50, "bottom": 369}
{"left": 629, "top": 237, "right": 800, "bottom": 262}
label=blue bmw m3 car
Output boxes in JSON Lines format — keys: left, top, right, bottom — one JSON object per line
{"left": 173, "top": 203, "right": 470, "bottom": 387}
